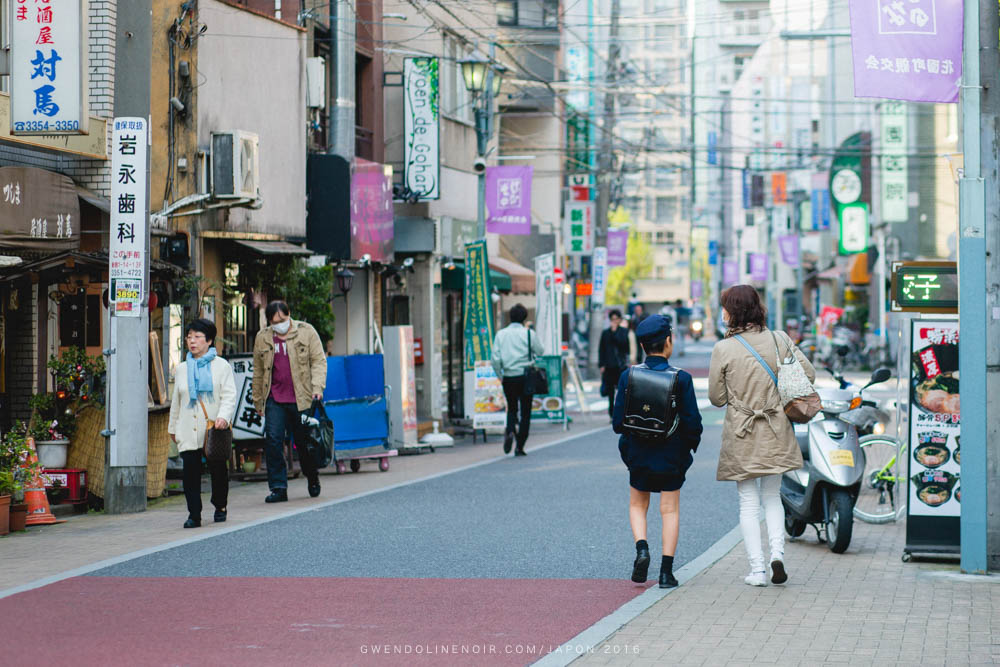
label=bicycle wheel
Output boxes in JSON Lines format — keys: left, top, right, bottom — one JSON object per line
{"left": 854, "top": 435, "right": 905, "bottom": 524}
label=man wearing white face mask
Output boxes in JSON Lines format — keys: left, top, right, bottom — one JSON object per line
{"left": 252, "top": 300, "right": 327, "bottom": 503}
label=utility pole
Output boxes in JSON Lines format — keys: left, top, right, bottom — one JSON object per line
{"left": 106, "top": 1, "right": 152, "bottom": 513}
{"left": 588, "top": 0, "right": 620, "bottom": 373}
{"left": 330, "top": 0, "right": 356, "bottom": 158}
{"left": 959, "top": 0, "right": 999, "bottom": 573}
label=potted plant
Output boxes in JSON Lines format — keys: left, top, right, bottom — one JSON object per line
{"left": 1, "top": 424, "right": 40, "bottom": 535}
{"left": 28, "top": 347, "right": 105, "bottom": 469}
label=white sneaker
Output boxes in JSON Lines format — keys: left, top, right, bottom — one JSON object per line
{"left": 744, "top": 571, "right": 768, "bottom": 587}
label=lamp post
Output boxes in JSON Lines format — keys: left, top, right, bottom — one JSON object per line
{"left": 459, "top": 46, "right": 505, "bottom": 239}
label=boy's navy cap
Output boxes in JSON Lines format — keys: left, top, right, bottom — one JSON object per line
{"left": 636, "top": 314, "right": 672, "bottom": 344}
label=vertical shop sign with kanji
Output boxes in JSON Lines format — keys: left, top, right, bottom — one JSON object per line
{"left": 110, "top": 118, "right": 148, "bottom": 317}
{"left": 880, "top": 101, "right": 909, "bottom": 221}
{"left": 10, "top": 0, "right": 89, "bottom": 134}
{"left": 463, "top": 240, "right": 494, "bottom": 371}
{"left": 563, "top": 201, "right": 594, "bottom": 256}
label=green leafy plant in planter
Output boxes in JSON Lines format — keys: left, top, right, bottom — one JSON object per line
{"left": 0, "top": 423, "right": 41, "bottom": 501}
{"left": 28, "top": 347, "right": 106, "bottom": 443}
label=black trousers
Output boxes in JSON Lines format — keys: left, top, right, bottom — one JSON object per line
{"left": 501, "top": 376, "right": 533, "bottom": 450}
{"left": 603, "top": 366, "right": 625, "bottom": 418}
{"left": 181, "top": 449, "right": 229, "bottom": 520}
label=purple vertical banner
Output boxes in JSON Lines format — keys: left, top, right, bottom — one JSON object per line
{"left": 723, "top": 260, "right": 739, "bottom": 286}
{"left": 350, "top": 158, "right": 394, "bottom": 262}
{"left": 778, "top": 235, "right": 801, "bottom": 267}
{"left": 750, "top": 253, "right": 769, "bottom": 282}
{"left": 691, "top": 280, "right": 703, "bottom": 300}
{"left": 486, "top": 165, "right": 533, "bottom": 235}
{"left": 607, "top": 228, "right": 628, "bottom": 266}
{"left": 848, "top": 0, "right": 963, "bottom": 103}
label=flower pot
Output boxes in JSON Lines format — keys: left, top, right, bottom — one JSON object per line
{"left": 9, "top": 503, "right": 27, "bottom": 532}
{"left": 242, "top": 461, "right": 257, "bottom": 474}
{"left": 35, "top": 439, "right": 70, "bottom": 469}
{"left": 0, "top": 495, "right": 9, "bottom": 536}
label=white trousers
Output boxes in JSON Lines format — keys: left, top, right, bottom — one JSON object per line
{"left": 737, "top": 474, "right": 785, "bottom": 573}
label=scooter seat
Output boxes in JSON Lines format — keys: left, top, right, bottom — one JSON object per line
{"left": 797, "top": 431, "right": 810, "bottom": 462}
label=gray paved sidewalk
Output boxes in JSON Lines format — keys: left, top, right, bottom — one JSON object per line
{"left": 577, "top": 516, "right": 1000, "bottom": 666}
{"left": 0, "top": 415, "right": 606, "bottom": 593}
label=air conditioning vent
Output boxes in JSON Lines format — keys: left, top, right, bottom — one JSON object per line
{"left": 211, "top": 130, "right": 260, "bottom": 199}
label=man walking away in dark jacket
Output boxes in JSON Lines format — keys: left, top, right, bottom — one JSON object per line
{"left": 598, "top": 309, "right": 630, "bottom": 419}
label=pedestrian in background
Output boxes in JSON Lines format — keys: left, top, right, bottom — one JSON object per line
{"left": 708, "top": 285, "right": 815, "bottom": 587}
{"left": 492, "top": 303, "right": 545, "bottom": 456}
{"left": 598, "top": 309, "right": 630, "bottom": 418}
{"left": 613, "top": 315, "right": 703, "bottom": 588}
{"left": 168, "top": 318, "right": 238, "bottom": 529}
{"left": 630, "top": 304, "right": 649, "bottom": 364}
{"left": 252, "top": 300, "right": 327, "bottom": 503}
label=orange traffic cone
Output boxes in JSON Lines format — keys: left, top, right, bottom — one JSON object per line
{"left": 23, "top": 438, "right": 62, "bottom": 526}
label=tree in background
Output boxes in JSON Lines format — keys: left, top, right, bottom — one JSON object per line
{"left": 606, "top": 229, "right": 654, "bottom": 306}
{"left": 272, "top": 260, "right": 336, "bottom": 345}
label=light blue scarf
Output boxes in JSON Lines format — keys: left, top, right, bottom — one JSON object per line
{"left": 186, "top": 347, "right": 217, "bottom": 408}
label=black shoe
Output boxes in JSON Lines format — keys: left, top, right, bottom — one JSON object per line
{"left": 265, "top": 489, "right": 288, "bottom": 503}
{"left": 514, "top": 448, "right": 527, "bottom": 456}
{"left": 308, "top": 482, "right": 321, "bottom": 498}
{"left": 771, "top": 560, "right": 787, "bottom": 585}
{"left": 659, "top": 571, "right": 678, "bottom": 588}
{"left": 183, "top": 518, "right": 201, "bottom": 529}
{"left": 631, "top": 546, "right": 650, "bottom": 583}
{"left": 503, "top": 432, "right": 514, "bottom": 454}
{"left": 214, "top": 509, "right": 227, "bottom": 523}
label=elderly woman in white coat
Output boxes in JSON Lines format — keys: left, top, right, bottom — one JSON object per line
{"left": 168, "top": 318, "right": 237, "bottom": 529}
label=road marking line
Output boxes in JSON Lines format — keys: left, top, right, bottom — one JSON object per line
{"left": 0, "top": 424, "right": 612, "bottom": 601}
{"left": 531, "top": 524, "right": 743, "bottom": 667}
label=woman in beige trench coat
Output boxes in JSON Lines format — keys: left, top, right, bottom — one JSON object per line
{"left": 709, "top": 285, "right": 815, "bottom": 587}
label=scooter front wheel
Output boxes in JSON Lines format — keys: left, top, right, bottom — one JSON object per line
{"left": 826, "top": 490, "right": 854, "bottom": 553}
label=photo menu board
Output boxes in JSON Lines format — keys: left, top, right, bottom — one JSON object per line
{"left": 907, "top": 320, "right": 961, "bottom": 535}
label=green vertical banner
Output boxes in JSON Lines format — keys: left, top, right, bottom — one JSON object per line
{"left": 463, "top": 240, "right": 494, "bottom": 371}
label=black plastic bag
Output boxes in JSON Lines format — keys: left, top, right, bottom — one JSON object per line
{"left": 303, "top": 398, "right": 334, "bottom": 469}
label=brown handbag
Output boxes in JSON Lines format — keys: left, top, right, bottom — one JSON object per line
{"left": 199, "top": 398, "right": 233, "bottom": 462}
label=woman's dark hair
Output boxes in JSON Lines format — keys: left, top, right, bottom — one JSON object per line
{"left": 720, "top": 285, "right": 767, "bottom": 332}
{"left": 265, "top": 300, "right": 290, "bottom": 323}
{"left": 509, "top": 303, "right": 528, "bottom": 324}
{"left": 185, "top": 318, "right": 217, "bottom": 347}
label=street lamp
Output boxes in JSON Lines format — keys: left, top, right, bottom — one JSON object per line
{"left": 459, "top": 47, "right": 504, "bottom": 239}
{"left": 335, "top": 267, "right": 354, "bottom": 296}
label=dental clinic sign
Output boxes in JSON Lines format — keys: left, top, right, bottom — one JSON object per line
{"left": 10, "top": 0, "right": 89, "bottom": 134}
{"left": 403, "top": 57, "right": 440, "bottom": 200}
{"left": 848, "top": 0, "right": 963, "bottom": 103}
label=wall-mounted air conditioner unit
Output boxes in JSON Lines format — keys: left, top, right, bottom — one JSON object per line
{"left": 211, "top": 130, "right": 259, "bottom": 199}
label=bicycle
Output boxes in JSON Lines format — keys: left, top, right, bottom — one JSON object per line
{"left": 853, "top": 435, "right": 907, "bottom": 524}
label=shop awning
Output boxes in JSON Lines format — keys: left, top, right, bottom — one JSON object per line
{"left": 489, "top": 256, "right": 535, "bottom": 294}
{"left": 76, "top": 185, "right": 110, "bottom": 213}
{"left": 234, "top": 240, "right": 312, "bottom": 256}
{"left": 441, "top": 261, "right": 512, "bottom": 292}
{"left": 847, "top": 253, "right": 870, "bottom": 285}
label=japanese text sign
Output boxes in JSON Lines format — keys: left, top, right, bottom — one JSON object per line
{"left": 10, "top": 0, "right": 88, "bottom": 134}
{"left": 881, "top": 101, "right": 909, "bottom": 221}
{"left": 229, "top": 356, "right": 265, "bottom": 439}
{"left": 350, "top": 158, "right": 394, "bottom": 262}
{"left": 463, "top": 240, "right": 494, "bottom": 370}
{"left": 486, "top": 165, "right": 532, "bottom": 235}
{"left": 778, "top": 234, "right": 800, "bottom": 268}
{"left": 563, "top": 201, "right": 594, "bottom": 256}
{"left": 749, "top": 253, "right": 769, "bottom": 283}
{"left": 592, "top": 246, "right": 608, "bottom": 306}
{"left": 723, "top": 260, "right": 739, "bottom": 286}
{"left": 110, "top": 117, "right": 148, "bottom": 317}
{"left": 848, "top": 0, "right": 963, "bottom": 103}
{"left": 607, "top": 228, "right": 628, "bottom": 266}
{"left": 403, "top": 58, "right": 439, "bottom": 200}
{"left": 771, "top": 172, "right": 788, "bottom": 204}
{"left": 0, "top": 165, "right": 79, "bottom": 250}
{"left": 839, "top": 203, "right": 869, "bottom": 254}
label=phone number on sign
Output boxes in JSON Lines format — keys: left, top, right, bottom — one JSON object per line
{"left": 13, "top": 120, "right": 81, "bottom": 132}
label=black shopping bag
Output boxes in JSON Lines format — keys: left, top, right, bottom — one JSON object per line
{"left": 303, "top": 398, "right": 334, "bottom": 469}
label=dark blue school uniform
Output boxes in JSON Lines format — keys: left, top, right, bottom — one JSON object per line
{"left": 612, "top": 356, "right": 703, "bottom": 492}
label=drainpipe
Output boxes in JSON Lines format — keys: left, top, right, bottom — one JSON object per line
{"left": 330, "top": 0, "right": 356, "bottom": 158}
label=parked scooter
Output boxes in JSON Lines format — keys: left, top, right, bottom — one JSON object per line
{"left": 781, "top": 367, "right": 893, "bottom": 553}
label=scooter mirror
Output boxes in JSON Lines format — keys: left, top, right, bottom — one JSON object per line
{"left": 869, "top": 367, "right": 892, "bottom": 385}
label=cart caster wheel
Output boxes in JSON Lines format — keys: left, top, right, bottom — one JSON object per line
{"left": 379, "top": 457, "right": 389, "bottom": 472}
{"left": 429, "top": 446, "right": 435, "bottom": 453}
{"left": 350, "top": 459, "right": 361, "bottom": 473}
{"left": 336, "top": 461, "right": 346, "bottom": 474}
{"left": 901, "top": 552, "right": 912, "bottom": 563}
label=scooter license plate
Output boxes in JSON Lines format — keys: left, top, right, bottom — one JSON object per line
{"left": 829, "top": 449, "right": 855, "bottom": 467}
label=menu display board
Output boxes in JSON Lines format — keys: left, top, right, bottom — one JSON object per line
{"left": 473, "top": 361, "right": 507, "bottom": 429}
{"left": 529, "top": 355, "right": 565, "bottom": 423}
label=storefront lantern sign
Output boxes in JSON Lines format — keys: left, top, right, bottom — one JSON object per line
{"left": 10, "top": 0, "right": 89, "bottom": 134}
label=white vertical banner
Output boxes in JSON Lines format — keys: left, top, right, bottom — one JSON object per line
{"left": 592, "top": 246, "right": 608, "bottom": 307}
{"left": 880, "top": 101, "right": 909, "bottom": 222}
{"left": 403, "top": 57, "right": 440, "bottom": 200}
{"left": 10, "top": 0, "right": 89, "bottom": 134}
{"left": 533, "top": 252, "right": 559, "bottom": 355}
{"left": 109, "top": 118, "right": 149, "bottom": 317}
